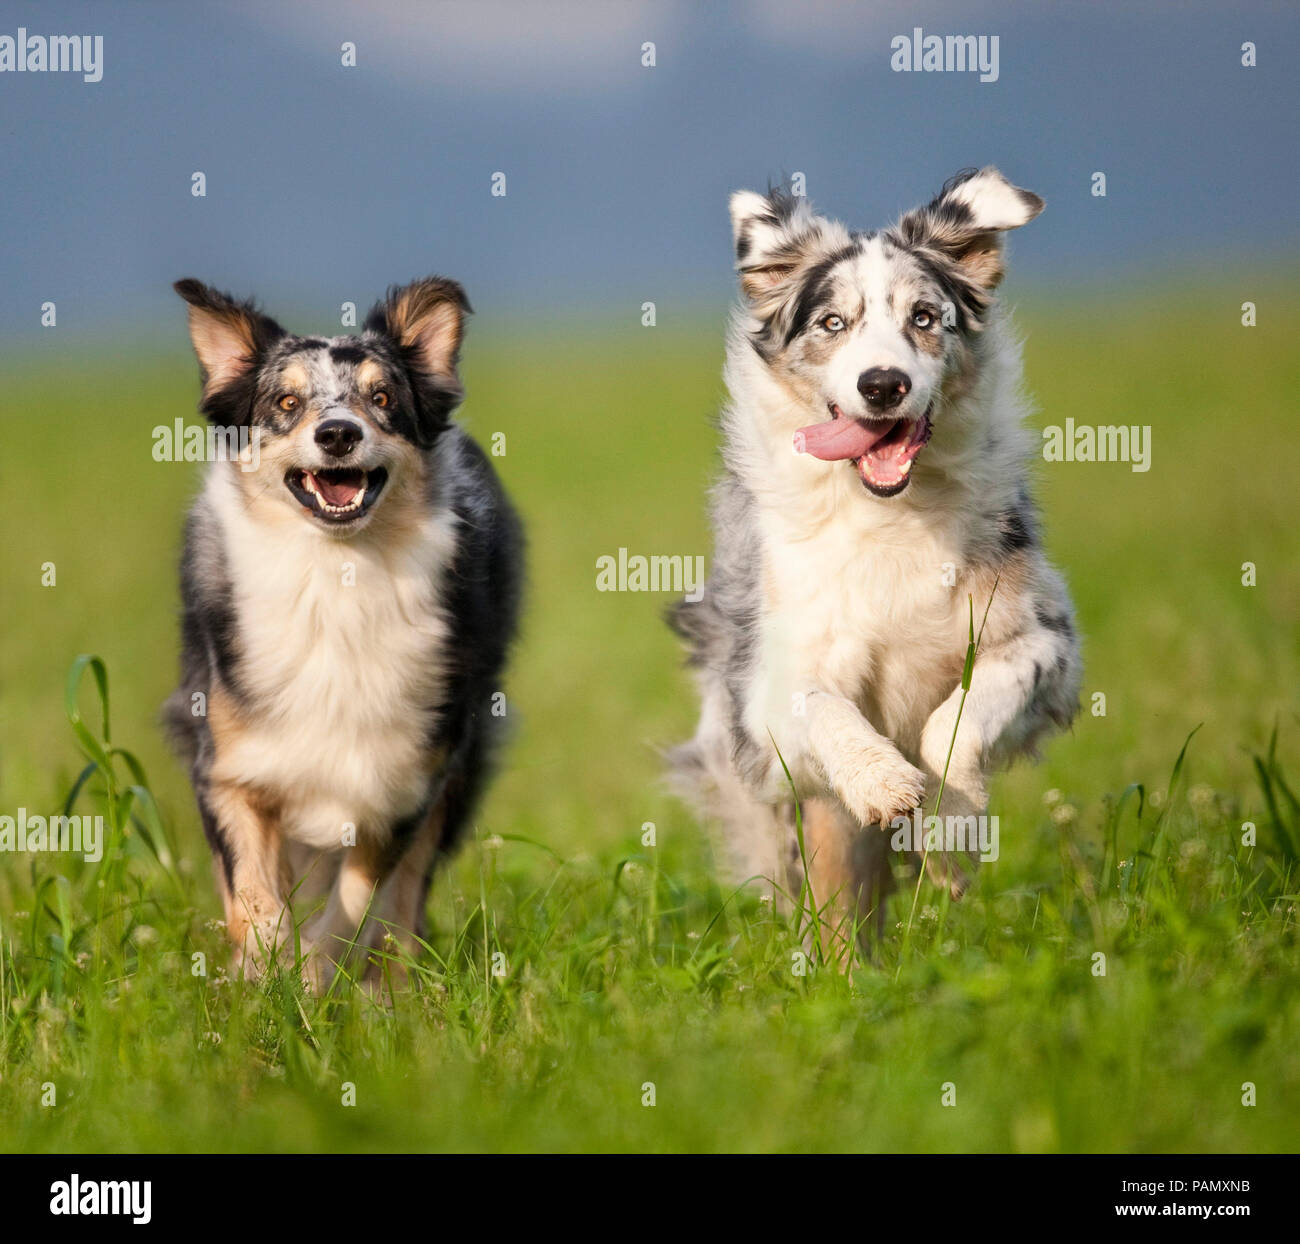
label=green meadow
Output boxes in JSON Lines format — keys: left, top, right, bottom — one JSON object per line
{"left": 0, "top": 284, "right": 1296, "bottom": 1152}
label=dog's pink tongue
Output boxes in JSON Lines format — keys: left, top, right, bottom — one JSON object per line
{"left": 794, "top": 417, "right": 881, "bottom": 461}
{"left": 312, "top": 472, "right": 363, "bottom": 506}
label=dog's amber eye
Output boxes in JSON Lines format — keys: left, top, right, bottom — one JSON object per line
{"left": 821, "top": 314, "right": 845, "bottom": 332}
{"left": 912, "top": 309, "right": 934, "bottom": 329}
{"left": 372, "top": 389, "right": 390, "bottom": 408}
{"left": 277, "top": 394, "right": 299, "bottom": 412}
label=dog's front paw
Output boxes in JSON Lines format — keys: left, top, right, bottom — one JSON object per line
{"left": 830, "top": 747, "right": 927, "bottom": 830}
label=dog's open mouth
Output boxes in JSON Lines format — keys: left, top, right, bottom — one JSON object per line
{"left": 794, "top": 404, "right": 933, "bottom": 497}
{"left": 285, "top": 467, "right": 389, "bottom": 523}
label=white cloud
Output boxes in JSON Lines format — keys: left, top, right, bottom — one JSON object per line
{"left": 248, "top": 0, "right": 684, "bottom": 92}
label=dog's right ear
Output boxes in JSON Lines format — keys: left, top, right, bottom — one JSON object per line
{"left": 174, "top": 279, "right": 285, "bottom": 397}
{"left": 729, "top": 189, "right": 850, "bottom": 329}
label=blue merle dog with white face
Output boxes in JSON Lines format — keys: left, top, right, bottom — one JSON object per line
{"left": 671, "top": 169, "right": 1081, "bottom": 957}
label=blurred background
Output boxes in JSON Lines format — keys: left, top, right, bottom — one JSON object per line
{"left": 1, "top": 0, "right": 1297, "bottom": 340}
{"left": 1, "top": 0, "right": 1297, "bottom": 869}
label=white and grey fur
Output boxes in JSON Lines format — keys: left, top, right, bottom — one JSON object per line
{"left": 670, "top": 168, "right": 1080, "bottom": 950}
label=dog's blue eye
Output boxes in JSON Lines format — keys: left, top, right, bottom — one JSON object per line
{"left": 821, "top": 315, "right": 844, "bottom": 332}
{"left": 912, "top": 309, "right": 934, "bottom": 329}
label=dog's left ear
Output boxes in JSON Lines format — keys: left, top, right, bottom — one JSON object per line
{"left": 364, "top": 277, "right": 471, "bottom": 441}
{"left": 894, "top": 167, "right": 1043, "bottom": 290}
{"left": 364, "top": 277, "right": 471, "bottom": 381}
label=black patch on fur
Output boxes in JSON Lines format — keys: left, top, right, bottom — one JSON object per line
{"left": 783, "top": 242, "right": 861, "bottom": 345}
{"left": 905, "top": 248, "right": 981, "bottom": 333}
{"left": 329, "top": 343, "right": 369, "bottom": 365}
{"left": 759, "top": 184, "right": 800, "bottom": 225}
{"left": 171, "top": 507, "right": 246, "bottom": 710}
{"left": 195, "top": 788, "right": 235, "bottom": 892}
{"left": 999, "top": 510, "right": 1033, "bottom": 551}
{"left": 941, "top": 167, "right": 982, "bottom": 198}
{"left": 1035, "top": 603, "right": 1075, "bottom": 638}
{"left": 425, "top": 432, "right": 525, "bottom": 858}
{"left": 998, "top": 489, "right": 1038, "bottom": 553}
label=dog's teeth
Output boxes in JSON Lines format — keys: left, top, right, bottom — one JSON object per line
{"left": 898, "top": 459, "right": 912, "bottom": 475}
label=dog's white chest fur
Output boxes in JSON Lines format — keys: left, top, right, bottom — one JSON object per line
{"left": 207, "top": 472, "right": 456, "bottom": 848}
{"left": 754, "top": 482, "right": 967, "bottom": 756}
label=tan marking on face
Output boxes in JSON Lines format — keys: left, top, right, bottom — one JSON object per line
{"left": 888, "top": 268, "right": 946, "bottom": 358}
{"left": 357, "top": 359, "right": 386, "bottom": 389}
{"left": 280, "top": 362, "right": 310, "bottom": 392}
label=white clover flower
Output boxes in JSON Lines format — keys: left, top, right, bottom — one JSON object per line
{"left": 1188, "top": 784, "right": 1216, "bottom": 813}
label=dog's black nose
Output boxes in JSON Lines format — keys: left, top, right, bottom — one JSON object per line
{"left": 858, "top": 367, "right": 911, "bottom": 411}
{"left": 314, "top": 419, "right": 363, "bottom": 458}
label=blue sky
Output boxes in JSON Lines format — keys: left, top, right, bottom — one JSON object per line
{"left": 2, "top": 0, "right": 1296, "bottom": 343}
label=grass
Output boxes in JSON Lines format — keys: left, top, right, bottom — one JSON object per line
{"left": 0, "top": 284, "right": 1297, "bottom": 1152}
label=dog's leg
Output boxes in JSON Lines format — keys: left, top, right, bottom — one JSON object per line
{"left": 919, "top": 622, "right": 1078, "bottom": 897}
{"left": 298, "top": 836, "right": 392, "bottom": 991}
{"left": 365, "top": 803, "right": 447, "bottom": 990}
{"left": 804, "top": 690, "right": 928, "bottom": 830}
{"left": 203, "top": 782, "right": 291, "bottom": 977}
{"left": 799, "top": 796, "right": 895, "bottom": 964}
